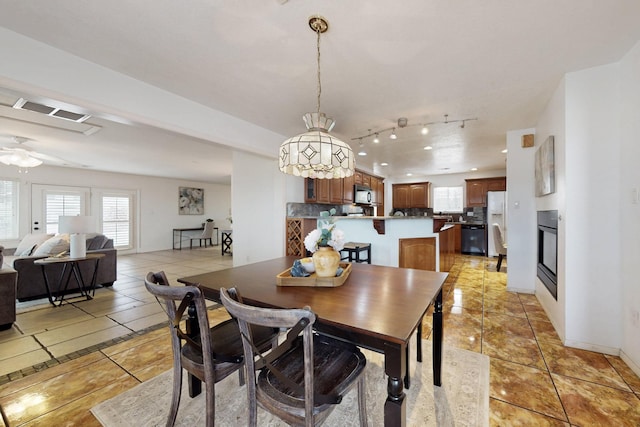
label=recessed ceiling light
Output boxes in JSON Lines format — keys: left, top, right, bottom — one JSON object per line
{"left": 380, "top": 162, "right": 388, "bottom": 166}
{"left": 471, "top": 167, "right": 478, "bottom": 171}
{"left": 406, "top": 173, "right": 413, "bottom": 176}
{"left": 358, "top": 151, "right": 367, "bottom": 156}
{"left": 424, "top": 145, "right": 433, "bottom": 150}
{"left": 502, "top": 149, "right": 508, "bottom": 153}
{"left": 421, "top": 125, "right": 429, "bottom": 135}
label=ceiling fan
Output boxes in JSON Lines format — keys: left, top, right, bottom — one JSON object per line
{"left": 0, "top": 135, "right": 78, "bottom": 168}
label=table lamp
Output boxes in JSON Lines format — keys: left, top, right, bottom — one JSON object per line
{"left": 59, "top": 215, "right": 95, "bottom": 258}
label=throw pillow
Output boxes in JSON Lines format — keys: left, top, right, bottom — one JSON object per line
{"left": 32, "top": 234, "right": 71, "bottom": 257}
{"left": 87, "top": 235, "right": 109, "bottom": 250}
{"left": 14, "top": 233, "right": 54, "bottom": 256}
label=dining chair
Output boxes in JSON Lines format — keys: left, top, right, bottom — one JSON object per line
{"left": 220, "top": 287, "right": 368, "bottom": 427}
{"left": 144, "top": 272, "right": 279, "bottom": 427}
{"left": 492, "top": 223, "right": 507, "bottom": 271}
{"left": 190, "top": 221, "right": 215, "bottom": 249}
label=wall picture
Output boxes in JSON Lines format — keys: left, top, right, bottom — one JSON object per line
{"left": 535, "top": 136, "right": 555, "bottom": 196}
{"left": 179, "top": 187, "right": 204, "bottom": 215}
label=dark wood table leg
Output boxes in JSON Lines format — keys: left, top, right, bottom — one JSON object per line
{"left": 186, "top": 300, "right": 202, "bottom": 398}
{"left": 433, "top": 288, "right": 443, "bottom": 387}
{"left": 384, "top": 342, "right": 407, "bottom": 427}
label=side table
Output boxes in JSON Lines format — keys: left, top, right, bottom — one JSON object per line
{"left": 35, "top": 253, "right": 105, "bottom": 306}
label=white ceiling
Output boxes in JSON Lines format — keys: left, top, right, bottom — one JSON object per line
{"left": 1, "top": 1, "right": 639, "bottom": 183}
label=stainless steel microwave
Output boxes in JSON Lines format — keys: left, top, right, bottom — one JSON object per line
{"left": 354, "top": 185, "right": 372, "bottom": 204}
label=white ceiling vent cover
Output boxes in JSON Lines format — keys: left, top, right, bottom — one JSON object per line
{"left": 13, "top": 98, "right": 91, "bottom": 123}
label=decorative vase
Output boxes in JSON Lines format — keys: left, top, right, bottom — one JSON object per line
{"left": 313, "top": 246, "right": 341, "bottom": 277}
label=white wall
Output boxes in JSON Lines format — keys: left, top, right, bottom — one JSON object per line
{"left": 533, "top": 76, "right": 567, "bottom": 339}
{"left": 505, "top": 128, "right": 537, "bottom": 294}
{"left": 0, "top": 164, "right": 230, "bottom": 252}
{"left": 619, "top": 40, "right": 640, "bottom": 374}
{"left": 231, "top": 151, "right": 287, "bottom": 266}
{"left": 563, "top": 63, "right": 622, "bottom": 354}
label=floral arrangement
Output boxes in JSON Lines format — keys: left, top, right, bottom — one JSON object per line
{"left": 304, "top": 208, "right": 345, "bottom": 253}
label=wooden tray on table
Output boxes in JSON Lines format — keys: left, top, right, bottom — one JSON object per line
{"left": 276, "top": 262, "right": 352, "bottom": 287}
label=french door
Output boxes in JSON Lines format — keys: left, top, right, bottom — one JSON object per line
{"left": 31, "top": 184, "right": 90, "bottom": 234}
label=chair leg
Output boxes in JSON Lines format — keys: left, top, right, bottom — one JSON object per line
{"left": 357, "top": 375, "right": 368, "bottom": 427}
{"left": 167, "top": 368, "right": 182, "bottom": 427}
{"left": 497, "top": 254, "right": 503, "bottom": 272}
{"left": 204, "top": 376, "right": 215, "bottom": 427}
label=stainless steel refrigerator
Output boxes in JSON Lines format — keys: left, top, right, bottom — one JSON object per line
{"left": 487, "top": 191, "right": 507, "bottom": 257}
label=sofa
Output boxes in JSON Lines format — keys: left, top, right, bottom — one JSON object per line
{"left": 0, "top": 266, "right": 17, "bottom": 329}
{"left": 1, "top": 233, "right": 117, "bottom": 301}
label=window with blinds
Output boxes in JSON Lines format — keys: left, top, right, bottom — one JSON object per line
{"left": 0, "top": 179, "right": 19, "bottom": 239}
{"left": 45, "top": 193, "right": 81, "bottom": 234}
{"left": 102, "top": 195, "right": 131, "bottom": 248}
{"left": 432, "top": 186, "right": 464, "bottom": 213}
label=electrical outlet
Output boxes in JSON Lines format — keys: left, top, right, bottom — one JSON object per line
{"left": 632, "top": 309, "right": 640, "bottom": 327}
{"left": 467, "top": 211, "right": 475, "bottom": 217}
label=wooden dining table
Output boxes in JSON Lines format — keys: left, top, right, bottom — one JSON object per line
{"left": 178, "top": 256, "right": 447, "bottom": 427}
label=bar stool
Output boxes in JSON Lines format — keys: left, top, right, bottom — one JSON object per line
{"left": 340, "top": 242, "right": 371, "bottom": 264}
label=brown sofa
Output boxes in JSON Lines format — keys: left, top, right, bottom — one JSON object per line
{"left": 2, "top": 234, "right": 117, "bottom": 301}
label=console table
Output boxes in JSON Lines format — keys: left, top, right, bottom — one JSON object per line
{"left": 35, "top": 253, "right": 105, "bottom": 306}
{"left": 173, "top": 227, "right": 219, "bottom": 250}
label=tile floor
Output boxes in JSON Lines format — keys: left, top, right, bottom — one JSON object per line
{"left": 0, "top": 250, "right": 639, "bottom": 426}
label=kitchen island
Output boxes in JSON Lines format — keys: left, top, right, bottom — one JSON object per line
{"left": 330, "top": 216, "right": 442, "bottom": 269}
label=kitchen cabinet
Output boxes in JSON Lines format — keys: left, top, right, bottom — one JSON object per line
{"left": 465, "top": 177, "right": 506, "bottom": 207}
{"left": 392, "top": 184, "right": 410, "bottom": 208}
{"left": 398, "top": 237, "right": 437, "bottom": 271}
{"left": 454, "top": 224, "right": 461, "bottom": 253}
{"left": 342, "top": 174, "right": 355, "bottom": 203}
{"left": 439, "top": 225, "right": 456, "bottom": 272}
{"left": 392, "top": 182, "right": 431, "bottom": 209}
{"left": 304, "top": 177, "right": 344, "bottom": 204}
{"left": 304, "top": 171, "right": 382, "bottom": 205}
{"left": 354, "top": 171, "right": 363, "bottom": 185}
{"left": 410, "top": 183, "right": 430, "bottom": 208}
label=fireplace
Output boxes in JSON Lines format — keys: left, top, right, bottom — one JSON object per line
{"left": 537, "top": 210, "right": 558, "bottom": 299}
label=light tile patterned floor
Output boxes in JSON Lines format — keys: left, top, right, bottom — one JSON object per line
{"left": 0, "top": 251, "right": 638, "bottom": 426}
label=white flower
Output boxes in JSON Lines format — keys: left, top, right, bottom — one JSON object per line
{"left": 328, "top": 228, "right": 345, "bottom": 251}
{"left": 304, "top": 225, "right": 345, "bottom": 253}
{"left": 304, "top": 228, "right": 322, "bottom": 253}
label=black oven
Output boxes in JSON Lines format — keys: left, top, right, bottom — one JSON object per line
{"left": 537, "top": 210, "right": 558, "bottom": 300}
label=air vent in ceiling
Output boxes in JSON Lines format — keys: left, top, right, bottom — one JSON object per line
{"left": 13, "top": 98, "right": 91, "bottom": 123}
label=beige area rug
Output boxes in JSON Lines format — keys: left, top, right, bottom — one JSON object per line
{"left": 92, "top": 342, "right": 489, "bottom": 426}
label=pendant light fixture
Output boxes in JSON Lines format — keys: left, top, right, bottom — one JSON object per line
{"left": 278, "top": 16, "right": 354, "bottom": 179}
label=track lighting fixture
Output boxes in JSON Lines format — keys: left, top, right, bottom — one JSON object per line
{"left": 351, "top": 114, "right": 478, "bottom": 143}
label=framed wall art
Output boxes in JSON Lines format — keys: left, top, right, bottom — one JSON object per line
{"left": 535, "top": 136, "right": 555, "bottom": 196}
{"left": 179, "top": 187, "right": 204, "bottom": 215}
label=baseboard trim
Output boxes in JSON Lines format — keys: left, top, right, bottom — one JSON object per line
{"left": 564, "top": 339, "right": 620, "bottom": 356}
{"left": 620, "top": 349, "right": 640, "bottom": 378}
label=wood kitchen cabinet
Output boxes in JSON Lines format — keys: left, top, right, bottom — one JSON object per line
{"left": 304, "top": 170, "right": 383, "bottom": 206}
{"left": 392, "top": 182, "right": 431, "bottom": 209}
{"left": 454, "top": 224, "right": 461, "bottom": 253}
{"left": 392, "top": 184, "right": 410, "bottom": 208}
{"left": 342, "top": 174, "right": 355, "bottom": 203}
{"left": 410, "top": 183, "right": 430, "bottom": 208}
{"left": 465, "top": 177, "right": 506, "bottom": 207}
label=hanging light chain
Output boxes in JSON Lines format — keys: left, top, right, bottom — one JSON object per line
{"left": 315, "top": 22, "right": 322, "bottom": 115}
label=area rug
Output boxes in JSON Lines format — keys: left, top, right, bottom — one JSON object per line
{"left": 92, "top": 342, "right": 489, "bottom": 426}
